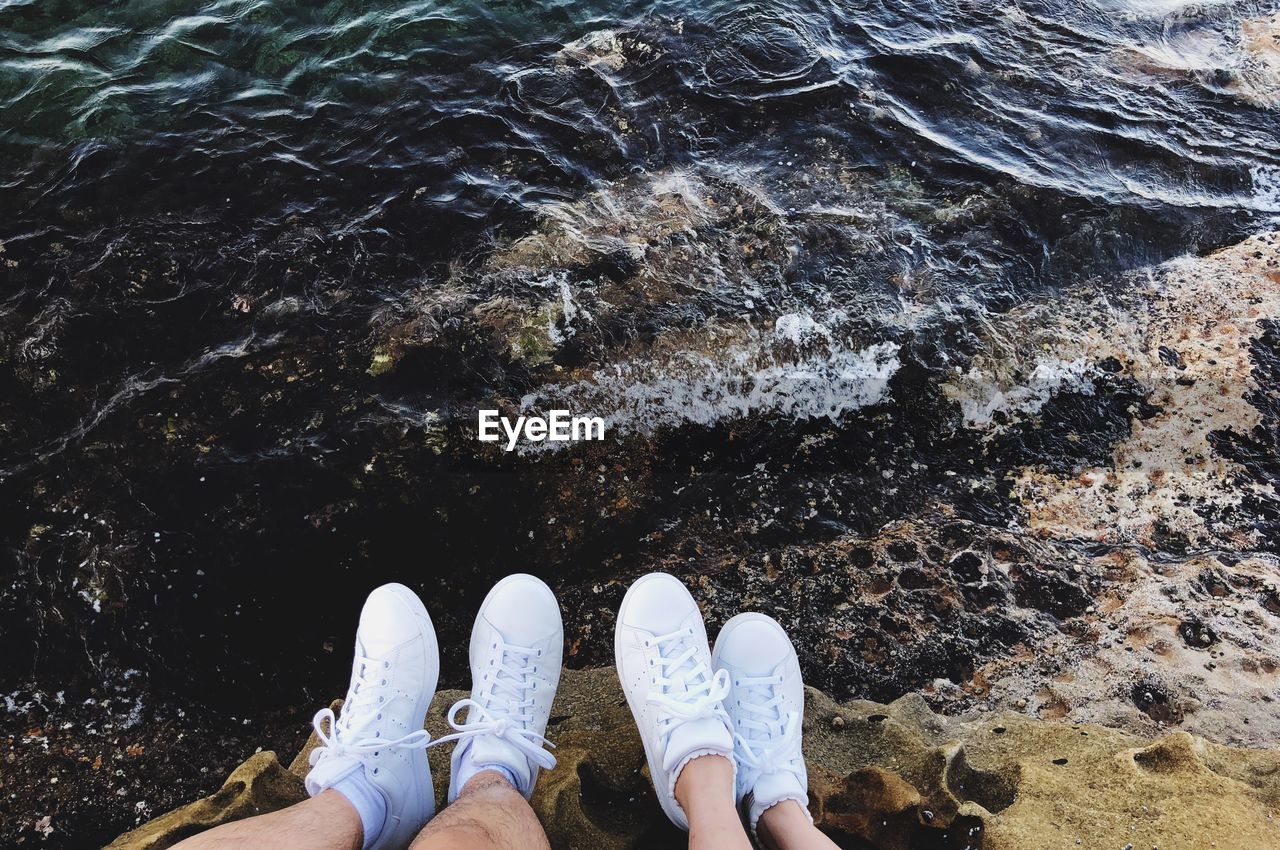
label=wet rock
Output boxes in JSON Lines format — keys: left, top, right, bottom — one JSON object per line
{"left": 109, "top": 668, "right": 1280, "bottom": 850}
{"left": 1111, "top": 13, "right": 1280, "bottom": 108}
{"left": 956, "top": 232, "right": 1280, "bottom": 552}
{"left": 1237, "top": 14, "right": 1280, "bottom": 107}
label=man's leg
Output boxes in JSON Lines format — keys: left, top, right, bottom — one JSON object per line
{"left": 408, "top": 770, "right": 550, "bottom": 850}
{"left": 674, "top": 754, "right": 752, "bottom": 850}
{"left": 411, "top": 573, "right": 563, "bottom": 849}
{"left": 172, "top": 790, "right": 362, "bottom": 850}
{"left": 176, "top": 583, "right": 440, "bottom": 850}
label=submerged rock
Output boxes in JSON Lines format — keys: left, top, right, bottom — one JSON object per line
{"left": 108, "top": 667, "right": 1280, "bottom": 849}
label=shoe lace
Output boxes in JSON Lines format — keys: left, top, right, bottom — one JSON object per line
{"left": 308, "top": 652, "right": 433, "bottom": 770}
{"left": 644, "top": 627, "right": 731, "bottom": 738}
{"left": 433, "top": 639, "right": 557, "bottom": 770}
{"left": 732, "top": 673, "right": 801, "bottom": 775}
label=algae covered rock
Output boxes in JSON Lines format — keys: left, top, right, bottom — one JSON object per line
{"left": 110, "top": 668, "right": 1280, "bottom": 850}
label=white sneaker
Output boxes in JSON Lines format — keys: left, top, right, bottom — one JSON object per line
{"left": 305, "top": 583, "right": 439, "bottom": 850}
{"left": 615, "top": 573, "right": 734, "bottom": 830}
{"left": 712, "top": 613, "right": 810, "bottom": 835}
{"left": 440, "top": 573, "right": 563, "bottom": 801}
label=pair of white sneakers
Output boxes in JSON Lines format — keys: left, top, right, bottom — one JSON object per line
{"left": 304, "top": 575, "right": 563, "bottom": 850}
{"left": 615, "top": 572, "right": 811, "bottom": 836}
{"left": 305, "top": 572, "right": 809, "bottom": 848}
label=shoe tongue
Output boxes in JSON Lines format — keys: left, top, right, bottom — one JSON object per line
{"left": 304, "top": 754, "right": 361, "bottom": 796}
{"left": 662, "top": 716, "right": 732, "bottom": 772}
{"left": 465, "top": 734, "right": 532, "bottom": 791}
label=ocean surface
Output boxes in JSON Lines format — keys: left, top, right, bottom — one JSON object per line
{"left": 2, "top": 1, "right": 1280, "bottom": 841}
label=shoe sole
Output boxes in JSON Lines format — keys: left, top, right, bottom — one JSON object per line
{"left": 448, "top": 573, "right": 562, "bottom": 801}
{"left": 614, "top": 572, "right": 699, "bottom": 831}
{"left": 374, "top": 583, "right": 440, "bottom": 844}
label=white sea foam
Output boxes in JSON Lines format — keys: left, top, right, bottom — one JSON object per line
{"left": 1253, "top": 164, "right": 1280, "bottom": 214}
{"left": 520, "top": 313, "right": 900, "bottom": 443}
{"left": 773, "top": 312, "right": 832, "bottom": 345}
{"left": 953, "top": 357, "right": 1093, "bottom": 428}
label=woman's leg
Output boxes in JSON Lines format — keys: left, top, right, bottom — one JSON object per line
{"left": 757, "top": 799, "right": 841, "bottom": 850}
{"left": 713, "top": 614, "right": 823, "bottom": 843}
{"left": 614, "top": 573, "right": 746, "bottom": 841}
{"left": 674, "top": 754, "right": 752, "bottom": 850}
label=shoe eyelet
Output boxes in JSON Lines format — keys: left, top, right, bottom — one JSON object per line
{"left": 381, "top": 679, "right": 387, "bottom": 686}
{"left": 377, "top": 714, "right": 382, "bottom": 720}
{"left": 372, "top": 767, "right": 380, "bottom": 775}
{"left": 536, "top": 649, "right": 543, "bottom": 657}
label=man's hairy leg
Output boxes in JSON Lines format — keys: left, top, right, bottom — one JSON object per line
{"left": 171, "top": 789, "right": 362, "bottom": 850}
{"left": 409, "top": 770, "right": 550, "bottom": 850}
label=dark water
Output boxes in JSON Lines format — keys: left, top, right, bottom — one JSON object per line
{"left": 2, "top": 0, "right": 1279, "bottom": 718}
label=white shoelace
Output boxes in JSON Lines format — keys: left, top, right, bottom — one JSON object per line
{"left": 644, "top": 627, "right": 731, "bottom": 736}
{"left": 309, "top": 642, "right": 557, "bottom": 782}
{"left": 433, "top": 639, "right": 557, "bottom": 770}
{"left": 732, "top": 673, "right": 801, "bottom": 775}
{"left": 308, "top": 653, "right": 433, "bottom": 777}
{"left": 309, "top": 707, "right": 434, "bottom": 771}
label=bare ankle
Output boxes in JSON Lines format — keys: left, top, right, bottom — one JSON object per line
{"left": 673, "top": 753, "right": 736, "bottom": 816}
{"left": 757, "top": 799, "right": 817, "bottom": 849}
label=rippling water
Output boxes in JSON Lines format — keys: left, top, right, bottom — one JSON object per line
{"left": 2, "top": 0, "right": 1279, "bottom": 712}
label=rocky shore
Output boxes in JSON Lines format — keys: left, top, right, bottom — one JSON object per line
{"left": 6, "top": 5, "right": 1280, "bottom": 847}
{"left": 9, "top": 225, "right": 1280, "bottom": 847}
{"left": 110, "top": 667, "right": 1280, "bottom": 849}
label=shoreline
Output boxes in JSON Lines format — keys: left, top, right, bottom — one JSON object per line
{"left": 6, "top": 231, "right": 1280, "bottom": 847}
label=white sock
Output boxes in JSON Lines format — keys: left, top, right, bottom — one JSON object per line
{"left": 331, "top": 767, "right": 387, "bottom": 849}
{"left": 453, "top": 755, "right": 518, "bottom": 793}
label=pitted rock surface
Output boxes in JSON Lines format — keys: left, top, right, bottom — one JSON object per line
{"left": 110, "top": 668, "right": 1280, "bottom": 850}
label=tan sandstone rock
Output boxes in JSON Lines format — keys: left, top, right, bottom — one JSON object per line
{"left": 105, "top": 751, "right": 307, "bottom": 849}
{"left": 109, "top": 667, "right": 1280, "bottom": 850}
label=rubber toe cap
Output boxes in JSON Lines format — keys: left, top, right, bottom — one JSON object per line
{"left": 480, "top": 574, "right": 562, "bottom": 645}
{"left": 621, "top": 573, "right": 698, "bottom": 635}
{"left": 358, "top": 583, "right": 427, "bottom": 656}
{"left": 716, "top": 614, "right": 792, "bottom": 676}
